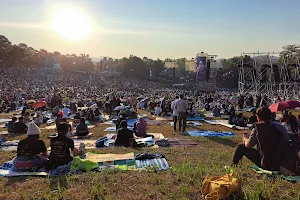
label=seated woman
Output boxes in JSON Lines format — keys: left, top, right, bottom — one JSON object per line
{"left": 13, "top": 122, "right": 47, "bottom": 172}
{"left": 75, "top": 118, "right": 89, "bottom": 136}
{"left": 114, "top": 120, "right": 134, "bottom": 147}
{"left": 133, "top": 118, "right": 152, "bottom": 138}
{"left": 48, "top": 123, "right": 79, "bottom": 170}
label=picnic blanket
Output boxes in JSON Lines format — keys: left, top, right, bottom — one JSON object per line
{"left": 250, "top": 166, "right": 300, "bottom": 182}
{"left": 167, "top": 137, "right": 198, "bottom": 147}
{"left": 146, "top": 119, "right": 164, "bottom": 126}
{"left": 169, "top": 121, "right": 203, "bottom": 127}
{"left": 0, "top": 119, "right": 11, "bottom": 123}
{"left": 0, "top": 131, "right": 9, "bottom": 135}
{"left": 0, "top": 155, "right": 169, "bottom": 176}
{"left": 0, "top": 138, "right": 19, "bottom": 151}
{"left": 154, "top": 116, "right": 173, "bottom": 121}
{"left": 104, "top": 126, "right": 133, "bottom": 132}
{"left": 187, "top": 130, "right": 236, "bottom": 137}
{"left": 102, "top": 120, "right": 115, "bottom": 125}
{"left": 49, "top": 133, "right": 93, "bottom": 139}
{"left": 136, "top": 158, "right": 169, "bottom": 170}
{"left": 43, "top": 124, "right": 95, "bottom": 130}
{"left": 187, "top": 116, "right": 204, "bottom": 121}
{"left": 204, "top": 120, "right": 249, "bottom": 130}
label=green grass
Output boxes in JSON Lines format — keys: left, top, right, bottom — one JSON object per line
{"left": 0, "top": 110, "right": 300, "bottom": 199}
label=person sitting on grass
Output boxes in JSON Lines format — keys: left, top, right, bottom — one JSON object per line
{"left": 114, "top": 120, "right": 134, "bottom": 147}
{"left": 248, "top": 112, "right": 258, "bottom": 124}
{"left": 234, "top": 113, "right": 247, "bottom": 127}
{"left": 7, "top": 117, "right": 17, "bottom": 133}
{"left": 13, "top": 122, "right": 47, "bottom": 172}
{"left": 48, "top": 123, "right": 79, "bottom": 170}
{"left": 15, "top": 117, "right": 27, "bottom": 134}
{"left": 212, "top": 106, "right": 220, "bottom": 117}
{"left": 133, "top": 118, "right": 153, "bottom": 138}
{"left": 75, "top": 118, "right": 89, "bottom": 136}
{"left": 232, "top": 107, "right": 299, "bottom": 175}
{"left": 116, "top": 114, "right": 125, "bottom": 131}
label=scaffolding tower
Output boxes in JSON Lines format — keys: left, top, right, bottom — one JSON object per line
{"left": 238, "top": 52, "right": 300, "bottom": 99}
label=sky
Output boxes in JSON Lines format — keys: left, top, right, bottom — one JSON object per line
{"left": 0, "top": 0, "right": 300, "bottom": 59}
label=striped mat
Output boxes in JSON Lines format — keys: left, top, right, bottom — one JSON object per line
{"left": 136, "top": 158, "right": 169, "bottom": 170}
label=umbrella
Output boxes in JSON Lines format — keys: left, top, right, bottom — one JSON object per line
{"left": 26, "top": 100, "right": 36, "bottom": 104}
{"left": 32, "top": 101, "right": 47, "bottom": 108}
{"left": 114, "top": 106, "right": 125, "bottom": 111}
{"left": 269, "top": 100, "right": 300, "bottom": 112}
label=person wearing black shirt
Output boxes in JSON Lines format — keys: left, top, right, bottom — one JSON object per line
{"left": 75, "top": 118, "right": 89, "bottom": 136}
{"left": 48, "top": 123, "right": 78, "bottom": 169}
{"left": 248, "top": 112, "right": 258, "bottom": 124}
{"left": 13, "top": 122, "right": 47, "bottom": 171}
{"left": 7, "top": 117, "right": 17, "bottom": 133}
{"left": 15, "top": 117, "right": 27, "bottom": 134}
{"left": 114, "top": 120, "right": 134, "bottom": 147}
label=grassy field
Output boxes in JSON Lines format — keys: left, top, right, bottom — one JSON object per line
{"left": 0, "top": 110, "right": 299, "bottom": 200}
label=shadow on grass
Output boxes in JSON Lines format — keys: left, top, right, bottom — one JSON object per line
{"left": 5, "top": 176, "right": 31, "bottom": 186}
{"left": 205, "top": 137, "right": 238, "bottom": 148}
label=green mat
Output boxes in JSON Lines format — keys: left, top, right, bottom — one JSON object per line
{"left": 250, "top": 166, "right": 300, "bottom": 182}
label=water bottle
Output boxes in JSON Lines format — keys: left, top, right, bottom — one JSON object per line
{"left": 79, "top": 142, "right": 85, "bottom": 156}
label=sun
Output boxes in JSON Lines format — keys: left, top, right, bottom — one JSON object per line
{"left": 51, "top": 8, "right": 92, "bottom": 40}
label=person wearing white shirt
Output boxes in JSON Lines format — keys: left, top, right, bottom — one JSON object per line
{"left": 175, "top": 94, "right": 188, "bottom": 134}
{"left": 171, "top": 96, "right": 179, "bottom": 132}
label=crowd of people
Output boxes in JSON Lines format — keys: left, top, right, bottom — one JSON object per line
{"left": 0, "top": 68, "right": 300, "bottom": 175}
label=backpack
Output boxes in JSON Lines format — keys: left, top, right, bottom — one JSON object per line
{"left": 202, "top": 173, "right": 240, "bottom": 200}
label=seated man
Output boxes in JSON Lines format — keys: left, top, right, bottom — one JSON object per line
{"left": 15, "top": 117, "right": 28, "bottom": 134}
{"left": 248, "top": 112, "right": 258, "bottom": 124}
{"left": 48, "top": 123, "right": 79, "bottom": 170}
{"left": 232, "top": 107, "right": 299, "bottom": 175}
{"left": 75, "top": 118, "right": 89, "bottom": 136}
{"left": 114, "top": 120, "right": 134, "bottom": 147}
{"left": 7, "top": 117, "right": 17, "bottom": 133}
{"left": 13, "top": 122, "right": 47, "bottom": 171}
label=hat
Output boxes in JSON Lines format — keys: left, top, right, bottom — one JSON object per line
{"left": 27, "top": 122, "right": 41, "bottom": 136}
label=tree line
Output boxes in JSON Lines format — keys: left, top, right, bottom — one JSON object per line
{"left": 0, "top": 35, "right": 297, "bottom": 88}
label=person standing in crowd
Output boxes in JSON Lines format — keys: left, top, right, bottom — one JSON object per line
{"left": 232, "top": 107, "right": 299, "bottom": 175}
{"left": 175, "top": 94, "right": 188, "bottom": 135}
{"left": 171, "top": 96, "right": 179, "bottom": 132}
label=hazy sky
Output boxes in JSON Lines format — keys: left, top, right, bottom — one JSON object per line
{"left": 1, "top": 0, "right": 299, "bottom": 59}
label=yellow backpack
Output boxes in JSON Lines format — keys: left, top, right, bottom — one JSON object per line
{"left": 202, "top": 172, "right": 240, "bottom": 200}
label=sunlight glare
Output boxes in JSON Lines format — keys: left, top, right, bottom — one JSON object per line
{"left": 51, "top": 8, "right": 92, "bottom": 40}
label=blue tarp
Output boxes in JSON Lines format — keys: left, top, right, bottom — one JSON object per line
{"left": 187, "top": 130, "right": 236, "bottom": 137}
{"left": 186, "top": 116, "right": 204, "bottom": 121}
